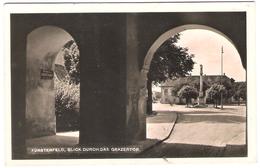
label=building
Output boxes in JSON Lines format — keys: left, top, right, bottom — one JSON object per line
{"left": 160, "top": 74, "right": 234, "bottom": 104}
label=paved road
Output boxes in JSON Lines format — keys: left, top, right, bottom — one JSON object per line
{"left": 140, "top": 104, "right": 247, "bottom": 157}
{"left": 146, "top": 111, "right": 177, "bottom": 140}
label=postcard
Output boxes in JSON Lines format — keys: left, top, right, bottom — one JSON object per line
{"left": 4, "top": 1, "right": 256, "bottom": 166}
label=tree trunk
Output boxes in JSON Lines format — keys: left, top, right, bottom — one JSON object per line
{"left": 238, "top": 97, "right": 240, "bottom": 106}
{"left": 186, "top": 98, "right": 189, "bottom": 107}
{"left": 146, "top": 79, "right": 153, "bottom": 115}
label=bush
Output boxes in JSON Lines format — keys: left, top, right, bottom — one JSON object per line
{"left": 205, "top": 83, "right": 226, "bottom": 108}
{"left": 178, "top": 85, "right": 198, "bottom": 107}
{"left": 63, "top": 40, "right": 80, "bottom": 85}
{"left": 55, "top": 79, "right": 80, "bottom": 132}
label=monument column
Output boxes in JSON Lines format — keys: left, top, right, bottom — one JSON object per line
{"left": 198, "top": 64, "right": 204, "bottom": 105}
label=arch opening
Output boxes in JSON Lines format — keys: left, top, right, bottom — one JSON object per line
{"left": 25, "top": 25, "right": 80, "bottom": 146}
{"left": 143, "top": 24, "right": 246, "bottom": 143}
{"left": 142, "top": 24, "right": 242, "bottom": 72}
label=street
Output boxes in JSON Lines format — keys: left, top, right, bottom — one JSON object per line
{"left": 141, "top": 103, "right": 246, "bottom": 157}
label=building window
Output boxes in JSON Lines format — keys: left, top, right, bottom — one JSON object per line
{"left": 164, "top": 89, "right": 168, "bottom": 95}
{"left": 171, "top": 90, "right": 175, "bottom": 96}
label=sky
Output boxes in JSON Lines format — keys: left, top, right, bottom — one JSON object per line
{"left": 153, "top": 29, "right": 246, "bottom": 92}
{"left": 177, "top": 29, "right": 246, "bottom": 82}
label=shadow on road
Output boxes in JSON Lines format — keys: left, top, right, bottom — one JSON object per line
{"left": 176, "top": 111, "right": 229, "bottom": 115}
{"left": 147, "top": 111, "right": 177, "bottom": 123}
{"left": 138, "top": 142, "right": 247, "bottom": 158}
{"left": 147, "top": 110, "right": 245, "bottom": 124}
{"left": 177, "top": 113, "right": 246, "bottom": 124}
{"left": 26, "top": 135, "right": 79, "bottom": 148}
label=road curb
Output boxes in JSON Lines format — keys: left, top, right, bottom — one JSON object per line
{"left": 137, "top": 112, "right": 179, "bottom": 156}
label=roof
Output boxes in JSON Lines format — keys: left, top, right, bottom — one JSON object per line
{"left": 161, "top": 75, "right": 232, "bottom": 87}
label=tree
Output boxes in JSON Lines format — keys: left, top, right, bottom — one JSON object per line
{"left": 206, "top": 84, "right": 227, "bottom": 108}
{"left": 221, "top": 76, "right": 234, "bottom": 100}
{"left": 147, "top": 34, "right": 195, "bottom": 114}
{"left": 63, "top": 40, "right": 80, "bottom": 85}
{"left": 177, "top": 85, "right": 198, "bottom": 107}
{"left": 169, "top": 77, "right": 210, "bottom": 99}
{"left": 233, "top": 82, "right": 246, "bottom": 105}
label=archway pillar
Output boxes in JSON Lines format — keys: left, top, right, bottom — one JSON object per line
{"left": 126, "top": 14, "right": 147, "bottom": 141}
{"left": 78, "top": 14, "right": 147, "bottom": 145}
{"left": 26, "top": 26, "right": 73, "bottom": 138}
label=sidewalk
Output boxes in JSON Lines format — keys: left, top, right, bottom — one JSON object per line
{"left": 26, "top": 112, "right": 178, "bottom": 146}
{"left": 26, "top": 131, "right": 79, "bottom": 147}
{"left": 26, "top": 108, "right": 178, "bottom": 157}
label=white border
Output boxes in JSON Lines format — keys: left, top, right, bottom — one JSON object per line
{"left": 3, "top": 2, "right": 255, "bottom": 13}
{"left": 2, "top": 1, "right": 257, "bottom": 167}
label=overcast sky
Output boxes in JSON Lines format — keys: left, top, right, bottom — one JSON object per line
{"left": 176, "top": 29, "right": 246, "bottom": 82}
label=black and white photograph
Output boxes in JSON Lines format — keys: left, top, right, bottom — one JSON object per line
{"left": 3, "top": 1, "right": 257, "bottom": 165}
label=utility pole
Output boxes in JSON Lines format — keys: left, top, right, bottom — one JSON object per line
{"left": 220, "top": 46, "right": 224, "bottom": 110}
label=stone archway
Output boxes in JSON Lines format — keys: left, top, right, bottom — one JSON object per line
{"left": 138, "top": 24, "right": 243, "bottom": 127}
{"left": 26, "top": 25, "right": 78, "bottom": 138}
